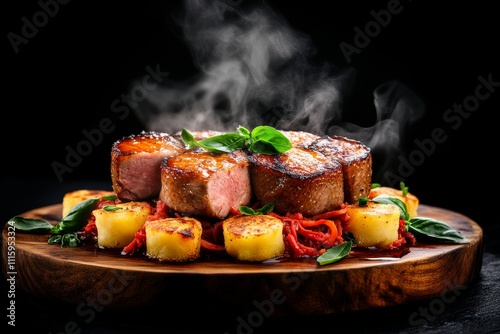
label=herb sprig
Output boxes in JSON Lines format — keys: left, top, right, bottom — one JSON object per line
{"left": 239, "top": 203, "right": 274, "bottom": 215}
{"left": 10, "top": 195, "right": 116, "bottom": 247}
{"left": 181, "top": 125, "right": 292, "bottom": 154}
{"left": 370, "top": 195, "right": 469, "bottom": 244}
{"left": 317, "top": 241, "right": 353, "bottom": 265}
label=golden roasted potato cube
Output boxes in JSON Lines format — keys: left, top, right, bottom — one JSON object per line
{"left": 62, "top": 189, "right": 115, "bottom": 218}
{"left": 345, "top": 201, "right": 400, "bottom": 248}
{"left": 369, "top": 186, "right": 419, "bottom": 218}
{"left": 223, "top": 215, "right": 285, "bottom": 262}
{"left": 93, "top": 202, "right": 151, "bottom": 249}
{"left": 145, "top": 217, "right": 203, "bottom": 262}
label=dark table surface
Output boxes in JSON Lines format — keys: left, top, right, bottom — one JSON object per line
{"left": 1, "top": 179, "right": 499, "bottom": 334}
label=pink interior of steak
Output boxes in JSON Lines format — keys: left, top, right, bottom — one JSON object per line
{"left": 207, "top": 164, "right": 251, "bottom": 218}
{"left": 117, "top": 151, "right": 174, "bottom": 200}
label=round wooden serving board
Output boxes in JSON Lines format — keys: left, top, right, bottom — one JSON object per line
{"left": 2, "top": 204, "right": 483, "bottom": 316}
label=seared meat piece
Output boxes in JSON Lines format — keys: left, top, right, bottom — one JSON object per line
{"left": 308, "top": 136, "right": 372, "bottom": 204}
{"left": 159, "top": 150, "right": 252, "bottom": 219}
{"left": 248, "top": 147, "right": 344, "bottom": 216}
{"left": 280, "top": 130, "right": 322, "bottom": 148}
{"left": 111, "top": 131, "right": 186, "bottom": 201}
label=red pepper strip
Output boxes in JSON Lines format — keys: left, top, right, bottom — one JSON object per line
{"left": 201, "top": 239, "right": 226, "bottom": 252}
{"left": 296, "top": 218, "right": 338, "bottom": 248}
{"left": 317, "top": 219, "right": 338, "bottom": 248}
{"left": 286, "top": 233, "right": 318, "bottom": 257}
{"left": 388, "top": 236, "right": 406, "bottom": 250}
{"left": 83, "top": 221, "right": 97, "bottom": 237}
{"left": 285, "top": 234, "right": 305, "bottom": 257}
{"left": 334, "top": 219, "right": 343, "bottom": 239}
{"left": 285, "top": 219, "right": 319, "bottom": 258}
{"left": 297, "top": 223, "right": 328, "bottom": 242}
{"left": 121, "top": 239, "right": 139, "bottom": 255}
{"left": 228, "top": 207, "right": 243, "bottom": 217}
{"left": 147, "top": 200, "right": 169, "bottom": 221}
{"left": 96, "top": 198, "right": 118, "bottom": 209}
{"left": 312, "top": 206, "right": 348, "bottom": 220}
{"left": 121, "top": 225, "right": 147, "bottom": 255}
{"left": 389, "top": 218, "right": 416, "bottom": 249}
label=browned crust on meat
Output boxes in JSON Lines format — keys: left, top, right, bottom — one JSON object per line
{"left": 111, "top": 131, "right": 186, "bottom": 201}
{"left": 159, "top": 150, "right": 252, "bottom": 219}
{"left": 308, "top": 135, "right": 372, "bottom": 204}
{"left": 280, "top": 130, "right": 322, "bottom": 148}
{"left": 248, "top": 147, "right": 344, "bottom": 216}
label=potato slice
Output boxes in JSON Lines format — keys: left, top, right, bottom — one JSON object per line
{"left": 369, "top": 186, "right": 419, "bottom": 218}
{"left": 345, "top": 201, "right": 400, "bottom": 248}
{"left": 145, "top": 217, "right": 203, "bottom": 262}
{"left": 223, "top": 215, "right": 285, "bottom": 262}
{"left": 93, "top": 202, "right": 151, "bottom": 249}
{"left": 62, "top": 189, "right": 115, "bottom": 218}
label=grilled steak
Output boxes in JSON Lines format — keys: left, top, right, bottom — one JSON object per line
{"left": 159, "top": 149, "right": 252, "bottom": 219}
{"left": 111, "top": 131, "right": 186, "bottom": 201}
{"left": 248, "top": 147, "right": 344, "bottom": 216}
{"left": 308, "top": 135, "right": 372, "bottom": 204}
{"left": 111, "top": 128, "right": 372, "bottom": 217}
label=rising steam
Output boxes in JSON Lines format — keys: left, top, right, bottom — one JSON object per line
{"left": 132, "top": 0, "right": 425, "bottom": 182}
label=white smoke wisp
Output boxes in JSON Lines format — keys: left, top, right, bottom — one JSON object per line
{"left": 329, "top": 80, "right": 426, "bottom": 182}
{"left": 133, "top": 0, "right": 354, "bottom": 135}
{"left": 132, "top": 0, "right": 426, "bottom": 182}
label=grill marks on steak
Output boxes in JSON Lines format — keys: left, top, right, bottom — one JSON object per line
{"left": 248, "top": 147, "right": 344, "bottom": 216}
{"left": 308, "top": 136, "right": 372, "bottom": 203}
{"left": 159, "top": 150, "right": 252, "bottom": 219}
{"left": 111, "top": 131, "right": 186, "bottom": 201}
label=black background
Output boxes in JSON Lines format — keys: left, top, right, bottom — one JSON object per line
{"left": 2, "top": 1, "right": 500, "bottom": 333}
{"left": 3, "top": 1, "right": 498, "bottom": 232}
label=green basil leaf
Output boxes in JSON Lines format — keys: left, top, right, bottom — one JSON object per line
{"left": 52, "top": 198, "right": 100, "bottom": 234}
{"left": 371, "top": 194, "right": 409, "bottom": 221}
{"left": 102, "top": 195, "right": 117, "bottom": 201}
{"left": 249, "top": 126, "right": 292, "bottom": 154}
{"left": 239, "top": 203, "right": 274, "bottom": 215}
{"left": 317, "top": 241, "right": 352, "bottom": 266}
{"left": 343, "top": 232, "right": 355, "bottom": 242}
{"left": 257, "top": 203, "right": 274, "bottom": 215}
{"left": 49, "top": 233, "right": 81, "bottom": 247}
{"left": 181, "top": 126, "right": 292, "bottom": 155}
{"left": 248, "top": 141, "right": 283, "bottom": 154}
{"left": 239, "top": 206, "right": 258, "bottom": 215}
{"left": 408, "top": 217, "right": 469, "bottom": 244}
{"left": 399, "top": 181, "right": 409, "bottom": 196}
{"left": 8, "top": 216, "right": 53, "bottom": 234}
{"left": 60, "top": 233, "right": 81, "bottom": 247}
{"left": 198, "top": 133, "right": 246, "bottom": 153}
{"left": 103, "top": 205, "right": 123, "bottom": 211}
{"left": 48, "top": 234, "right": 62, "bottom": 244}
{"left": 357, "top": 197, "right": 369, "bottom": 206}
{"left": 371, "top": 183, "right": 381, "bottom": 189}
{"left": 237, "top": 125, "right": 251, "bottom": 137}
{"left": 180, "top": 129, "right": 199, "bottom": 149}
